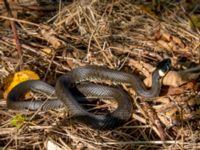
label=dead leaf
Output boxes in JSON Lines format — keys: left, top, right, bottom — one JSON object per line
{"left": 160, "top": 31, "right": 171, "bottom": 42}
{"left": 41, "top": 48, "right": 53, "bottom": 56}
{"left": 46, "top": 140, "right": 62, "bottom": 150}
{"left": 162, "top": 71, "right": 188, "bottom": 87}
{"left": 144, "top": 71, "right": 188, "bottom": 87}
{"left": 157, "top": 40, "right": 171, "bottom": 51}
{"left": 164, "top": 82, "right": 197, "bottom": 95}
{"left": 40, "top": 28, "right": 62, "bottom": 49}
{"left": 3, "top": 70, "right": 40, "bottom": 99}
{"left": 128, "top": 59, "right": 153, "bottom": 77}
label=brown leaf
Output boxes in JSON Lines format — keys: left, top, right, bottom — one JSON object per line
{"left": 172, "top": 36, "right": 184, "bottom": 48}
{"left": 40, "top": 48, "right": 53, "bottom": 57}
{"left": 128, "top": 59, "right": 153, "bottom": 78}
{"left": 40, "top": 28, "right": 62, "bottom": 49}
{"left": 164, "top": 82, "right": 197, "bottom": 96}
{"left": 144, "top": 71, "right": 188, "bottom": 87}
{"left": 160, "top": 31, "right": 171, "bottom": 42}
{"left": 157, "top": 40, "right": 171, "bottom": 51}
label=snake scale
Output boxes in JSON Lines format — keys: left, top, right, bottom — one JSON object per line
{"left": 7, "top": 59, "right": 171, "bottom": 130}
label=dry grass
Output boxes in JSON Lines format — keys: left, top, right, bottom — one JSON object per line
{"left": 0, "top": 0, "right": 200, "bottom": 149}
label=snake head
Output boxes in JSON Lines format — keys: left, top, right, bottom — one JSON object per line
{"left": 156, "top": 58, "right": 171, "bottom": 77}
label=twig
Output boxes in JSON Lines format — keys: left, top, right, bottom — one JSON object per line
{"left": 140, "top": 100, "right": 167, "bottom": 141}
{"left": 3, "top": 0, "right": 23, "bottom": 70}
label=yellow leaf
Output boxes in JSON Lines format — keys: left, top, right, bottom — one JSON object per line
{"left": 3, "top": 70, "right": 40, "bottom": 99}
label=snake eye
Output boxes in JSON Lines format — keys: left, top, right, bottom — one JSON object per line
{"left": 156, "top": 58, "right": 171, "bottom": 77}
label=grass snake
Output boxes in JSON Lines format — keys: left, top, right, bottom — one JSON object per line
{"left": 7, "top": 59, "right": 171, "bottom": 130}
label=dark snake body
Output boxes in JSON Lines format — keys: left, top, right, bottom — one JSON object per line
{"left": 7, "top": 59, "right": 171, "bottom": 130}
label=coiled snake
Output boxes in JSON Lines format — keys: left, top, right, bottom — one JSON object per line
{"left": 7, "top": 59, "right": 171, "bottom": 130}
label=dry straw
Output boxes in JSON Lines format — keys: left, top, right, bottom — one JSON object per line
{"left": 0, "top": 0, "right": 200, "bottom": 149}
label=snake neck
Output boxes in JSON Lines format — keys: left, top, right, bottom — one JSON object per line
{"left": 135, "top": 70, "right": 162, "bottom": 98}
{"left": 71, "top": 66, "right": 163, "bottom": 98}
